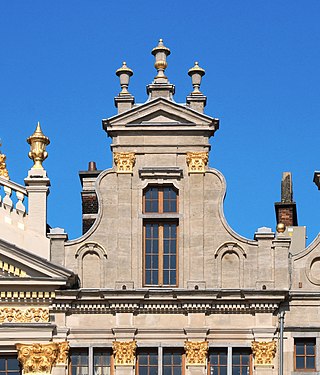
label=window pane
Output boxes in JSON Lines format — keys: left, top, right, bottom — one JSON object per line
{"left": 220, "top": 353, "right": 227, "bottom": 365}
{"left": 306, "top": 356, "right": 315, "bottom": 369}
{"left": 233, "top": 354, "right": 240, "bottom": 365}
{"left": 152, "top": 270, "right": 158, "bottom": 284}
{"left": 232, "top": 369, "right": 240, "bottom": 375}
{"left": 295, "top": 342, "right": 305, "bottom": 355}
{"left": 0, "top": 359, "right": 5, "bottom": 371}
{"left": 296, "top": 357, "right": 304, "bottom": 369}
{"left": 172, "top": 354, "right": 181, "bottom": 365}
{"left": 163, "top": 354, "right": 171, "bottom": 365}
{"left": 173, "top": 367, "right": 181, "bottom": 375}
{"left": 220, "top": 368, "right": 227, "bottom": 375}
{"left": 149, "top": 353, "right": 158, "bottom": 365}
{"left": 139, "top": 367, "right": 148, "bottom": 375}
{"left": 7, "top": 358, "right": 19, "bottom": 370}
{"left": 306, "top": 343, "right": 315, "bottom": 355}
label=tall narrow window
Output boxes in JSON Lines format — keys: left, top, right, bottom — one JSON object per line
{"left": 70, "top": 349, "right": 89, "bottom": 375}
{"left": 163, "top": 349, "right": 182, "bottom": 375}
{"left": 137, "top": 349, "right": 158, "bottom": 375}
{"left": 208, "top": 348, "right": 227, "bottom": 375}
{"left": 232, "top": 349, "right": 252, "bottom": 375}
{"left": 0, "top": 356, "right": 20, "bottom": 375}
{"left": 143, "top": 186, "right": 178, "bottom": 287}
{"left": 93, "top": 349, "right": 111, "bottom": 375}
{"left": 295, "top": 338, "right": 316, "bottom": 371}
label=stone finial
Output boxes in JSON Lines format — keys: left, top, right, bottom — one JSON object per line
{"left": 27, "top": 122, "right": 50, "bottom": 170}
{"left": 184, "top": 341, "right": 208, "bottom": 366}
{"left": 0, "top": 141, "right": 9, "bottom": 179}
{"left": 188, "top": 62, "right": 205, "bottom": 95}
{"left": 151, "top": 38, "right": 171, "bottom": 83}
{"left": 112, "top": 340, "right": 136, "bottom": 366}
{"left": 251, "top": 340, "right": 277, "bottom": 367}
{"left": 116, "top": 62, "right": 133, "bottom": 95}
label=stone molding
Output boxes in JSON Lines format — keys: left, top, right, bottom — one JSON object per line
{"left": 184, "top": 340, "right": 208, "bottom": 366}
{"left": 114, "top": 152, "right": 136, "bottom": 173}
{"left": 112, "top": 340, "right": 136, "bottom": 366}
{"left": 186, "top": 152, "right": 208, "bottom": 173}
{"left": 251, "top": 340, "right": 276, "bottom": 367}
{"left": 0, "top": 307, "right": 49, "bottom": 323}
{"left": 51, "top": 301, "right": 280, "bottom": 314}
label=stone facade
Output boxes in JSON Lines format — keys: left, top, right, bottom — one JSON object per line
{"left": 0, "top": 40, "right": 320, "bottom": 375}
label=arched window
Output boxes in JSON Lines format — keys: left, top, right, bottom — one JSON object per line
{"left": 143, "top": 186, "right": 178, "bottom": 287}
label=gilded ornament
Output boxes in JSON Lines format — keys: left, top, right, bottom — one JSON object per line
{"left": 251, "top": 340, "right": 277, "bottom": 366}
{"left": 186, "top": 152, "right": 208, "bottom": 173}
{"left": 16, "top": 343, "right": 59, "bottom": 375}
{"left": 112, "top": 340, "right": 136, "bottom": 366}
{"left": 0, "top": 307, "right": 49, "bottom": 323}
{"left": 27, "top": 122, "right": 50, "bottom": 169}
{"left": 0, "top": 147, "right": 9, "bottom": 179}
{"left": 56, "top": 341, "right": 70, "bottom": 365}
{"left": 114, "top": 152, "right": 136, "bottom": 173}
{"left": 184, "top": 340, "right": 208, "bottom": 366}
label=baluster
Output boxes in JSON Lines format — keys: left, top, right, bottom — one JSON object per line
{"left": 16, "top": 191, "right": 26, "bottom": 215}
{"left": 3, "top": 185, "right": 13, "bottom": 210}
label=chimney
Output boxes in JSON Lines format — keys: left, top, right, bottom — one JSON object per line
{"left": 79, "top": 161, "right": 101, "bottom": 235}
{"left": 275, "top": 172, "right": 298, "bottom": 226}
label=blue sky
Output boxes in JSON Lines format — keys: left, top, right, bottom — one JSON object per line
{"left": 0, "top": 1, "right": 319, "bottom": 242}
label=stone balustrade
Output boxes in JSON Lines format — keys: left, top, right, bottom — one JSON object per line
{"left": 0, "top": 177, "right": 27, "bottom": 215}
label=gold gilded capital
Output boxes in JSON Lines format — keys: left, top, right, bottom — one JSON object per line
{"left": 251, "top": 340, "right": 277, "bottom": 367}
{"left": 27, "top": 122, "right": 50, "bottom": 169}
{"left": 56, "top": 341, "right": 70, "bottom": 365}
{"left": 112, "top": 340, "right": 136, "bottom": 366}
{"left": 184, "top": 341, "right": 208, "bottom": 366}
{"left": 16, "top": 343, "right": 58, "bottom": 375}
{"left": 114, "top": 152, "right": 135, "bottom": 173}
{"left": 186, "top": 152, "right": 208, "bottom": 173}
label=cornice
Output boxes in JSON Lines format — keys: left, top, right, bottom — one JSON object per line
{"left": 51, "top": 289, "right": 287, "bottom": 315}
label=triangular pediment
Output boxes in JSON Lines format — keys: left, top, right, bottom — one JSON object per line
{"left": 0, "top": 238, "right": 75, "bottom": 287}
{"left": 128, "top": 109, "right": 195, "bottom": 126}
{"left": 103, "top": 97, "right": 218, "bottom": 129}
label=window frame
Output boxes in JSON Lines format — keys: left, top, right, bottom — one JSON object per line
{"left": 294, "top": 338, "right": 316, "bottom": 372}
{"left": 70, "top": 348, "right": 114, "bottom": 375}
{"left": 208, "top": 347, "right": 252, "bottom": 375}
{"left": 143, "top": 186, "right": 179, "bottom": 214}
{"left": 0, "top": 355, "right": 21, "bottom": 375}
{"left": 136, "top": 348, "right": 184, "bottom": 375}
{"left": 143, "top": 220, "right": 179, "bottom": 287}
{"left": 142, "top": 185, "right": 179, "bottom": 288}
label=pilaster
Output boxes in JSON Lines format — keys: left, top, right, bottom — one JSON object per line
{"left": 24, "top": 169, "right": 50, "bottom": 238}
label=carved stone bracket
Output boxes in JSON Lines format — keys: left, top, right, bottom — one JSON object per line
{"left": 186, "top": 152, "right": 208, "bottom": 173}
{"left": 16, "top": 341, "right": 69, "bottom": 374}
{"left": 114, "top": 152, "right": 136, "bottom": 173}
{"left": 184, "top": 340, "right": 208, "bottom": 366}
{"left": 16, "top": 343, "right": 59, "bottom": 375}
{"left": 112, "top": 340, "right": 136, "bottom": 366}
{"left": 251, "top": 340, "right": 277, "bottom": 367}
{"left": 0, "top": 307, "right": 49, "bottom": 323}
